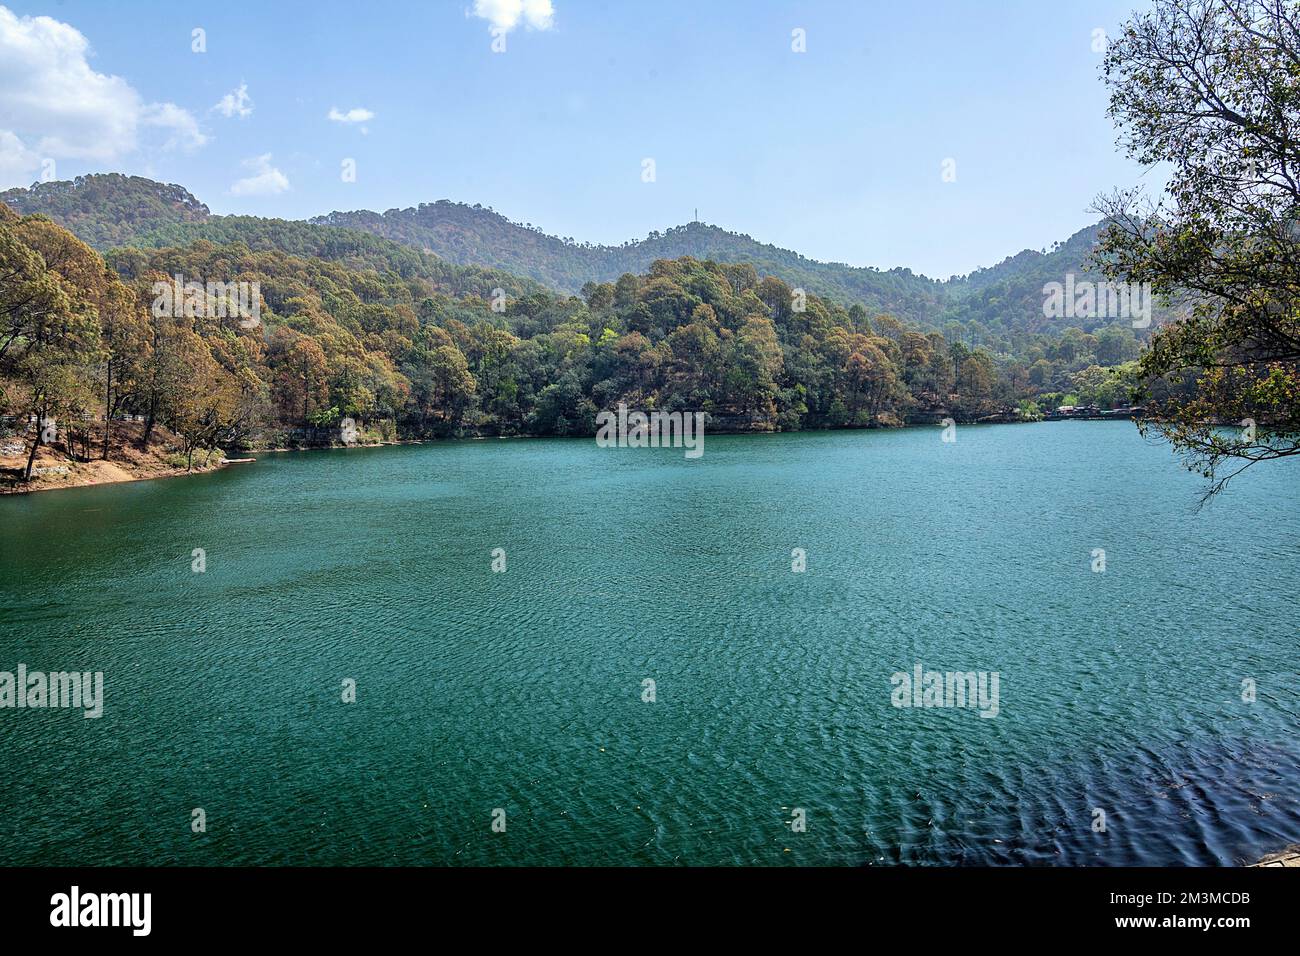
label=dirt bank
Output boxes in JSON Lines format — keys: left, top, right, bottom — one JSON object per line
{"left": 0, "top": 423, "right": 225, "bottom": 495}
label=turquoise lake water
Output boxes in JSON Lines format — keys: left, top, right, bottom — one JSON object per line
{"left": 0, "top": 421, "right": 1297, "bottom": 865}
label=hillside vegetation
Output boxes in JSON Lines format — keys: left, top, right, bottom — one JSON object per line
{"left": 0, "top": 174, "right": 210, "bottom": 249}
{"left": 2, "top": 175, "right": 1176, "bottom": 345}
{"left": 2, "top": 196, "right": 1146, "bottom": 490}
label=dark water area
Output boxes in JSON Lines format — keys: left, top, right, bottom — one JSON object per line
{"left": 1, "top": 422, "right": 1297, "bottom": 865}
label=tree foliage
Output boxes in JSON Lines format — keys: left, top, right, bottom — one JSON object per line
{"left": 1, "top": 204, "right": 1146, "bottom": 482}
{"left": 1097, "top": 0, "right": 1300, "bottom": 497}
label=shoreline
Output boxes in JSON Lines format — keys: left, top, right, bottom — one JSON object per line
{"left": 1248, "top": 844, "right": 1300, "bottom": 867}
{"left": 0, "top": 421, "right": 232, "bottom": 496}
{"left": 1, "top": 417, "right": 1136, "bottom": 497}
{"left": 0, "top": 455, "right": 227, "bottom": 495}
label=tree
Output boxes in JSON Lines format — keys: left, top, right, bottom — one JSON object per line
{"left": 96, "top": 278, "right": 148, "bottom": 459}
{"left": 0, "top": 210, "right": 69, "bottom": 363}
{"left": 1095, "top": 325, "right": 1139, "bottom": 366}
{"left": 613, "top": 273, "right": 640, "bottom": 310}
{"left": 1097, "top": 0, "right": 1300, "bottom": 496}
{"left": 405, "top": 343, "right": 476, "bottom": 433}
{"left": 270, "top": 331, "right": 329, "bottom": 424}
{"left": 926, "top": 333, "right": 956, "bottom": 402}
{"left": 165, "top": 331, "right": 238, "bottom": 470}
{"left": 955, "top": 352, "right": 997, "bottom": 420}
{"left": 899, "top": 331, "right": 935, "bottom": 400}
{"left": 722, "top": 315, "right": 783, "bottom": 422}
{"left": 0, "top": 212, "right": 101, "bottom": 479}
{"left": 664, "top": 316, "right": 722, "bottom": 406}
{"left": 581, "top": 281, "right": 614, "bottom": 311}
{"left": 136, "top": 308, "right": 191, "bottom": 450}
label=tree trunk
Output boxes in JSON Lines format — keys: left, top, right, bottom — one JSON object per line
{"left": 23, "top": 413, "right": 42, "bottom": 482}
{"left": 141, "top": 391, "right": 157, "bottom": 450}
{"left": 102, "top": 363, "right": 112, "bottom": 460}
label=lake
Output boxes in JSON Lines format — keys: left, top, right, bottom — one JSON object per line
{"left": 1, "top": 421, "right": 1297, "bottom": 865}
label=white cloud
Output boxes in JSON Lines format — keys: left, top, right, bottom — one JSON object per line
{"left": 0, "top": 130, "right": 41, "bottom": 186}
{"left": 471, "top": 0, "right": 554, "bottom": 33}
{"left": 327, "top": 107, "right": 375, "bottom": 124}
{"left": 213, "top": 83, "right": 253, "bottom": 119}
{"left": 141, "top": 103, "right": 206, "bottom": 150}
{"left": 0, "top": 5, "right": 205, "bottom": 186}
{"left": 228, "top": 153, "right": 289, "bottom": 197}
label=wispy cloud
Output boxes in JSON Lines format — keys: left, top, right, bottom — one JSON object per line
{"left": 471, "top": 0, "right": 554, "bottom": 33}
{"left": 327, "top": 107, "right": 374, "bottom": 124}
{"left": 213, "top": 83, "right": 253, "bottom": 119}
{"left": 228, "top": 153, "right": 289, "bottom": 196}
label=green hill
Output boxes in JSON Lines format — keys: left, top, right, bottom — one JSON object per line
{"left": 0, "top": 174, "right": 210, "bottom": 249}
{"left": 2, "top": 174, "right": 1170, "bottom": 337}
{"left": 312, "top": 202, "right": 950, "bottom": 318}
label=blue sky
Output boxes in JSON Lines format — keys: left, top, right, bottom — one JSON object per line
{"left": 0, "top": 0, "right": 1158, "bottom": 278}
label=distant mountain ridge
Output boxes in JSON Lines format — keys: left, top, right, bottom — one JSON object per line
{"left": 311, "top": 202, "right": 950, "bottom": 316}
{"left": 1, "top": 173, "right": 1141, "bottom": 334}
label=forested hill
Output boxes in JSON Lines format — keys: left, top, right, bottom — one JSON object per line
{"left": 1, "top": 174, "right": 1152, "bottom": 335}
{"left": 312, "top": 203, "right": 952, "bottom": 315}
{"left": 0, "top": 174, "right": 211, "bottom": 248}
{"left": 309, "top": 206, "right": 1148, "bottom": 336}
{"left": 0, "top": 201, "right": 1146, "bottom": 482}
{"left": 118, "top": 216, "right": 550, "bottom": 301}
